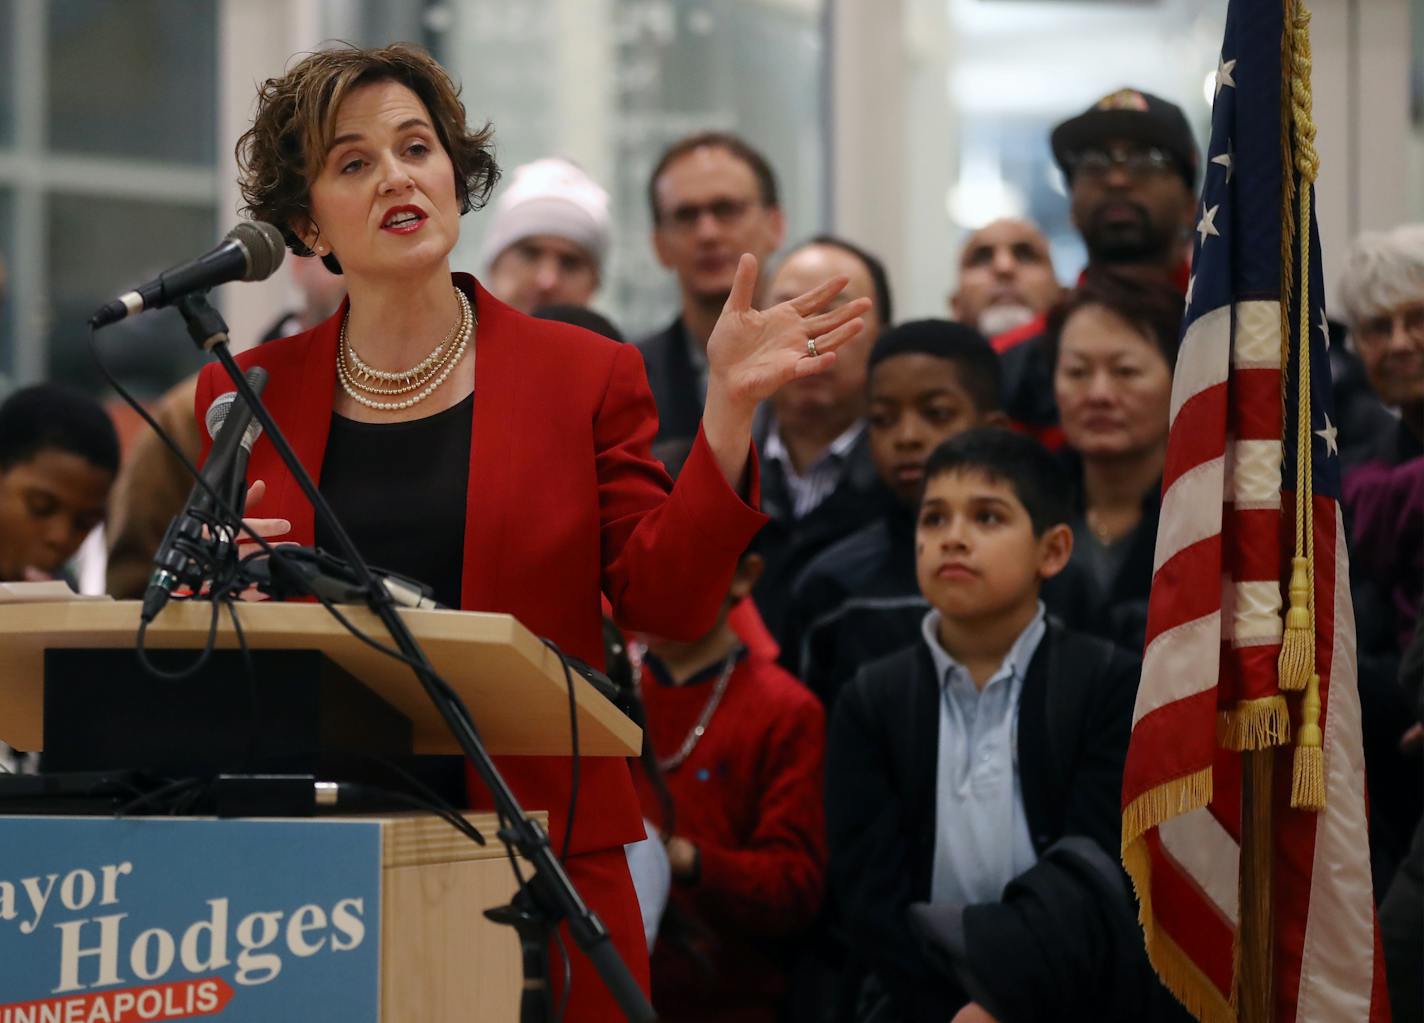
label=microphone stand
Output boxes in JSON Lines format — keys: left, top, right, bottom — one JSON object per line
{"left": 170, "top": 293, "right": 655, "bottom": 1023}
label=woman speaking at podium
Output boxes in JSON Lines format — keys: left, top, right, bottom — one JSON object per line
{"left": 193, "top": 43, "right": 867, "bottom": 1016}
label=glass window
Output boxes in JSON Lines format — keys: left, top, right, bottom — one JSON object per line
{"left": 1412, "top": 1, "right": 1424, "bottom": 222}
{"left": 47, "top": 194, "right": 215, "bottom": 399}
{"left": 0, "top": 189, "right": 13, "bottom": 388}
{"left": 901, "top": 0, "right": 1226, "bottom": 313}
{"left": 0, "top": 0, "right": 15, "bottom": 146}
{"left": 445, "top": 0, "right": 827, "bottom": 338}
{"left": 320, "top": 0, "right": 443, "bottom": 50}
{"left": 46, "top": 0, "right": 217, "bottom": 165}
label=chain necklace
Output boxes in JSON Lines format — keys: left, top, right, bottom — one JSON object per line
{"left": 340, "top": 335, "right": 463, "bottom": 396}
{"left": 337, "top": 287, "right": 475, "bottom": 411}
{"left": 635, "top": 647, "right": 741, "bottom": 773}
{"left": 345, "top": 300, "right": 461, "bottom": 385}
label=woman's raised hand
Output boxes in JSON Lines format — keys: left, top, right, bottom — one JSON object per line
{"left": 704, "top": 253, "right": 871, "bottom": 414}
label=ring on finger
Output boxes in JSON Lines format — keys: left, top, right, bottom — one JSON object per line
{"left": 806, "top": 338, "right": 820, "bottom": 358}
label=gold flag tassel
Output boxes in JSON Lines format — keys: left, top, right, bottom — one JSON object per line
{"left": 1278, "top": 556, "right": 1312, "bottom": 691}
{"left": 1292, "top": 673, "right": 1326, "bottom": 810}
{"left": 1283, "top": 4, "right": 1326, "bottom": 809}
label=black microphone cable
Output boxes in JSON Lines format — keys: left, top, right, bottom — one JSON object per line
{"left": 541, "top": 639, "right": 583, "bottom": 867}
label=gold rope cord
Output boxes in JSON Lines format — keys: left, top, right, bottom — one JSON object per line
{"left": 1284, "top": 4, "right": 1326, "bottom": 811}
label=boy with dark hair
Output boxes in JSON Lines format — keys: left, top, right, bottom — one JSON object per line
{"left": 0, "top": 383, "right": 118, "bottom": 584}
{"left": 826, "top": 428, "right": 1165, "bottom": 1023}
{"left": 778, "top": 320, "right": 1004, "bottom": 709}
{"left": 632, "top": 549, "right": 825, "bottom": 1023}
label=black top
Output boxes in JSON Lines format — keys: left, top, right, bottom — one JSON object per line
{"left": 998, "top": 327, "right": 1059, "bottom": 432}
{"left": 316, "top": 393, "right": 474, "bottom": 610}
{"left": 1061, "top": 449, "right": 1161, "bottom": 655}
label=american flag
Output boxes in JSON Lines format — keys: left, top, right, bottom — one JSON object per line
{"left": 1119, "top": 2, "right": 1389, "bottom": 1021}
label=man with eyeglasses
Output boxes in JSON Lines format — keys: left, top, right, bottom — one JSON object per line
{"left": 639, "top": 133, "right": 787, "bottom": 466}
{"left": 995, "top": 89, "right": 1198, "bottom": 448}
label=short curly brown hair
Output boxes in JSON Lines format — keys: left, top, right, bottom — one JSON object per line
{"left": 236, "top": 43, "right": 499, "bottom": 273}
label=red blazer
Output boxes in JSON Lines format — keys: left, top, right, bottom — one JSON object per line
{"left": 195, "top": 274, "right": 768, "bottom": 855}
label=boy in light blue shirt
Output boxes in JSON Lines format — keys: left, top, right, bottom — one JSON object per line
{"left": 827, "top": 428, "right": 1183, "bottom": 1023}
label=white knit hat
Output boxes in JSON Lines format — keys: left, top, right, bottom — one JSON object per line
{"left": 480, "top": 158, "right": 611, "bottom": 272}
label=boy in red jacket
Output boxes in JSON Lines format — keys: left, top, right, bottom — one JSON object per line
{"left": 631, "top": 551, "right": 825, "bottom": 1023}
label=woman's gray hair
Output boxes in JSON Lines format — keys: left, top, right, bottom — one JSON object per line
{"left": 1337, "top": 223, "right": 1424, "bottom": 328}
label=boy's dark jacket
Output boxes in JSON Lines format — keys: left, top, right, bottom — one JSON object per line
{"left": 827, "top": 618, "right": 1179, "bottom": 1023}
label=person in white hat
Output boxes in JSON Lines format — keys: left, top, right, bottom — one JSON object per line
{"left": 482, "top": 157, "right": 611, "bottom": 313}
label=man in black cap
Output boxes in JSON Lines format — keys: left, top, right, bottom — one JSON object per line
{"left": 996, "top": 88, "right": 1199, "bottom": 446}
{"left": 1053, "top": 87, "right": 1199, "bottom": 271}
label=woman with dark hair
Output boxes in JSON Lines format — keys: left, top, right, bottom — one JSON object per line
{"left": 1048, "top": 265, "right": 1184, "bottom": 652}
{"left": 200, "top": 43, "right": 868, "bottom": 1017}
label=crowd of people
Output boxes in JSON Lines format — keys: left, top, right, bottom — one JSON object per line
{"left": 0, "top": 52, "right": 1420, "bottom": 1023}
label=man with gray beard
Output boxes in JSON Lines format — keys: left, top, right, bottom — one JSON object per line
{"left": 949, "top": 218, "right": 1062, "bottom": 337}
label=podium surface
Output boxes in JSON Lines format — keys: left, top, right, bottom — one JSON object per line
{"left": 0, "top": 600, "right": 640, "bottom": 757}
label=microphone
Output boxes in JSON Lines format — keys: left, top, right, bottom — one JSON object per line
{"left": 205, "top": 382, "right": 267, "bottom": 518}
{"left": 89, "top": 222, "right": 286, "bottom": 329}
{"left": 140, "top": 368, "right": 269, "bottom": 623}
{"left": 241, "top": 546, "right": 442, "bottom": 610}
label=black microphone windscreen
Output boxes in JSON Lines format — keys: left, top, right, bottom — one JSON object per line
{"left": 227, "top": 222, "right": 286, "bottom": 282}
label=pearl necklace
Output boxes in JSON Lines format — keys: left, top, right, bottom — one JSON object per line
{"left": 345, "top": 296, "right": 461, "bottom": 387}
{"left": 337, "top": 288, "right": 475, "bottom": 412}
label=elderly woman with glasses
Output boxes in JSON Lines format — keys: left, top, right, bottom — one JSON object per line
{"left": 1336, "top": 224, "right": 1424, "bottom": 921}
{"left": 1337, "top": 224, "right": 1424, "bottom": 653}
{"left": 198, "top": 43, "right": 868, "bottom": 1016}
{"left": 1339, "top": 224, "right": 1424, "bottom": 464}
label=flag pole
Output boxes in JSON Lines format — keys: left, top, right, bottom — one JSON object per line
{"left": 1240, "top": 3, "right": 1314, "bottom": 1018}
{"left": 1239, "top": 750, "right": 1275, "bottom": 1022}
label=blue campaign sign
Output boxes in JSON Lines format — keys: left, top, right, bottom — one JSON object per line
{"left": 0, "top": 817, "right": 381, "bottom": 1022}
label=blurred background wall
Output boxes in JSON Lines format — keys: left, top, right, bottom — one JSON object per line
{"left": 0, "top": 0, "right": 1417, "bottom": 400}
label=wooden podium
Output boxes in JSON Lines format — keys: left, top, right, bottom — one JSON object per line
{"left": 0, "top": 599, "right": 642, "bottom": 757}
{"left": 377, "top": 809, "right": 549, "bottom": 1019}
{"left": 0, "top": 599, "right": 641, "bottom": 1020}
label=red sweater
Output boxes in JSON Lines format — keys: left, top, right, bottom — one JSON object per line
{"left": 634, "top": 651, "right": 826, "bottom": 1022}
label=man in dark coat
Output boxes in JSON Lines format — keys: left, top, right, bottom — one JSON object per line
{"left": 638, "top": 132, "right": 786, "bottom": 464}
{"left": 748, "top": 236, "right": 893, "bottom": 643}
